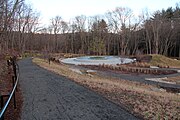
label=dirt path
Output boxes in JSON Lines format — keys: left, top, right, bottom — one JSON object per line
{"left": 18, "top": 58, "right": 139, "bottom": 120}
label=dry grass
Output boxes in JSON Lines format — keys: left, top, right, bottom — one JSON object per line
{"left": 150, "top": 54, "right": 180, "bottom": 68}
{"left": 51, "top": 53, "right": 84, "bottom": 60}
{"left": 162, "top": 76, "right": 180, "bottom": 84}
{"left": 33, "top": 58, "right": 180, "bottom": 120}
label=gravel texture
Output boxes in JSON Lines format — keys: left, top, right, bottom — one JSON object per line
{"left": 72, "top": 65, "right": 180, "bottom": 90}
{"left": 97, "top": 70, "right": 180, "bottom": 89}
{"left": 19, "top": 58, "right": 139, "bottom": 120}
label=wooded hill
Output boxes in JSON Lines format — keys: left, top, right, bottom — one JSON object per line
{"left": 0, "top": 0, "right": 180, "bottom": 57}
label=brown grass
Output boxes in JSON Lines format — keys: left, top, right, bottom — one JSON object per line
{"left": 33, "top": 58, "right": 180, "bottom": 120}
{"left": 162, "top": 76, "right": 180, "bottom": 84}
{"left": 150, "top": 54, "right": 180, "bottom": 68}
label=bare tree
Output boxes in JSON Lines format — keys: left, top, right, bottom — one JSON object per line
{"left": 0, "top": 0, "right": 24, "bottom": 51}
{"left": 68, "top": 19, "right": 77, "bottom": 53}
{"left": 74, "top": 15, "right": 86, "bottom": 54}
{"left": 50, "top": 16, "right": 62, "bottom": 52}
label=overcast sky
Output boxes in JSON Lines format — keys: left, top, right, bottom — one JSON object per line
{"left": 26, "top": 0, "right": 179, "bottom": 25}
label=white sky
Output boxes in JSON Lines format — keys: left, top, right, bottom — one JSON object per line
{"left": 26, "top": 0, "right": 179, "bottom": 25}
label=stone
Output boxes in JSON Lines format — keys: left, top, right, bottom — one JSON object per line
{"left": 150, "top": 66, "right": 159, "bottom": 69}
{"left": 86, "top": 70, "right": 96, "bottom": 75}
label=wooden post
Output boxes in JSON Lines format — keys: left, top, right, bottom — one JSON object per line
{"left": 0, "top": 94, "right": 3, "bottom": 109}
{"left": 12, "top": 76, "right": 16, "bottom": 109}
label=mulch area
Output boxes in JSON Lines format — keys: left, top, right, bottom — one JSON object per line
{"left": 0, "top": 57, "right": 22, "bottom": 120}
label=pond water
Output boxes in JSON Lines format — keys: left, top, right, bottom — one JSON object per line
{"left": 60, "top": 56, "right": 135, "bottom": 65}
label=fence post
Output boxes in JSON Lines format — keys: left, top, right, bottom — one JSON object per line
{"left": 12, "top": 58, "right": 18, "bottom": 91}
{"left": 0, "top": 56, "right": 19, "bottom": 120}
{"left": 12, "top": 76, "right": 16, "bottom": 109}
{"left": 0, "top": 95, "right": 4, "bottom": 120}
{"left": 0, "top": 95, "right": 3, "bottom": 110}
{"left": 12, "top": 60, "right": 17, "bottom": 80}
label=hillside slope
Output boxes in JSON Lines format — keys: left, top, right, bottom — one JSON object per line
{"left": 150, "top": 54, "right": 180, "bottom": 68}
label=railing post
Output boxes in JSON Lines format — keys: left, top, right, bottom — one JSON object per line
{"left": 13, "top": 92, "right": 16, "bottom": 109}
{"left": 0, "top": 95, "right": 3, "bottom": 110}
{"left": 12, "top": 76, "right": 16, "bottom": 109}
{"left": 0, "top": 95, "right": 4, "bottom": 120}
{"left": 12, "top": 58, "right": 18, "bottom": 91}
{"left": 0, "top": 56, "right": 19, "bottom": 119}
{"left": 12, "top": 60, "right": 17, "bottom": 80}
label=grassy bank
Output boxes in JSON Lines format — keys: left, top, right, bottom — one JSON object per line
{"left": 149, "top": 54, "right": 180, "bottom": 68}
{"left": 33, "top": 58, "right": 180, "bottom": 120}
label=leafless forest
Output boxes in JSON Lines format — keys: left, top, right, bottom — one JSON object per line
{"left": 0, "top": 0, "right": 180, "bottom": 57}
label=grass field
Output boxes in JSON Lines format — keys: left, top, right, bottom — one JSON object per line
{"left": 33, "top": 58, "right": 180, "bottom": 120}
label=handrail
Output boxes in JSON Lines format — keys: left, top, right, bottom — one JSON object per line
{"left": 0, "top": 61, "right": 19, "bottom": 119}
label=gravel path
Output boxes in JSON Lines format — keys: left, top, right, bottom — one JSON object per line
{"left": 70, "top": 65, "right": 180, "bottom": 90}
{"left": 97, "top": 70, "right": 180, "bottom": 89}
{"left": 19, "top": 58, "right": 139, "bottom": 120}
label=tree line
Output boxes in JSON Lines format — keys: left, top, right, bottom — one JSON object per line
{"left": 0, "top": 0, "right": 180, "bottom": 57}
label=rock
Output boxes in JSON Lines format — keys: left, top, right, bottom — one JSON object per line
{"left": 86, "top": 70, "right": 96, "bottom": 75}
{"left": 150, "top": 66, "right": 159, "bottom": 69}
{"left": 69, "top": 68, "right": 82, "bottom": 74}
{"left": 150, "top": 87, "right": 166, "bottom": 92}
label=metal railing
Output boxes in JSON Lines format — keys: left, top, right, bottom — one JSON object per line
{"left": 0, "top": 58, "right": 19, "bottom": 120}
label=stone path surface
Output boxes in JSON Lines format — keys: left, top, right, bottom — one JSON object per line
{"left": 19, "top": 58, "right": 139, "bottom": 120}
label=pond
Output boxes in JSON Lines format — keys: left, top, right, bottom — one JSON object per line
{"left": 60, "top": 56, "right": 135, "bottom": 65}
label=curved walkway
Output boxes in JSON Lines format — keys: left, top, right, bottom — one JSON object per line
{"left": 70, "top": 65, "right": 180, "bottom": 90}
{"left": 19, "top": 58, "right": 139, "bottom": 120}
{"left": 98, "top": 70, "right": 180, "bottom": 90}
